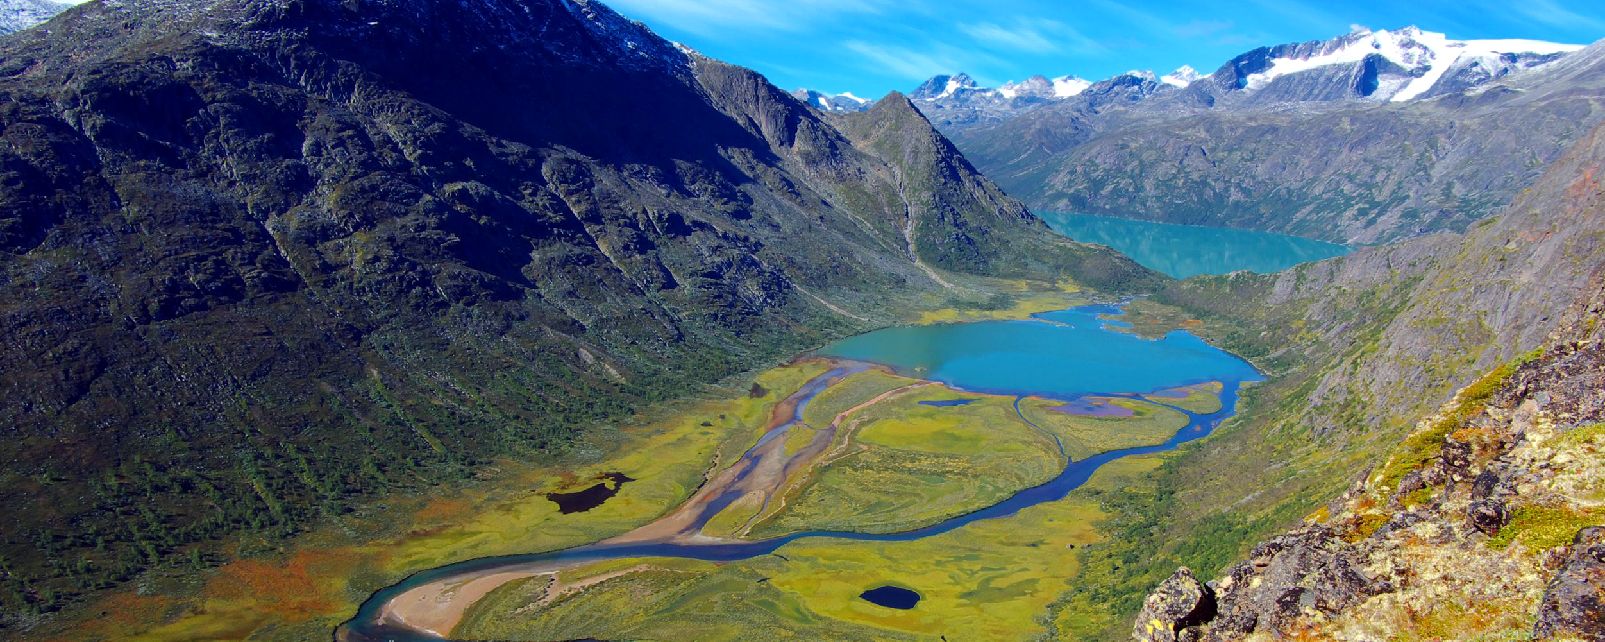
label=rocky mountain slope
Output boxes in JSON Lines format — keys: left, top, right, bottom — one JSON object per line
{"left": 0, "top": 0, "right": 1151, "bottom": 623}
{"left": 948, "top": 30, "right": 1602, "bottom": 244}
{"left": 1138, "top": 284, "right": 1605, "bottom": 641}
{"left": 0, "top": 0, "right": 69, "bottom": 35}
{"left": 1058, "top": 93, "right": 1605, "bottom": 641}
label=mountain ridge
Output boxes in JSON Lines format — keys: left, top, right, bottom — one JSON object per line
{"left": 0, "top": 0, "right": 1153, "bottom": 625}
{"left": 1070, "top": 110, "right": 1605, "bottom": 640}
{"left": 796, "top": 25, "right": 1583, "bottom": 130}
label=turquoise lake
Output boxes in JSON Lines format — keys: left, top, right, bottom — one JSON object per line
{"left": 818, "top": 304, "right": 1261, "bottom": 399}
{"left": 344, "top": 304, "right": 1263, "bottom": 642}
{"left": 1039, "top": 212, "right": 1351, "bottom": 279}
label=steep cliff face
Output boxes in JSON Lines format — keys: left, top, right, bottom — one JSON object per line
{"left": 0, "top": 0, "right": 1152, "bottom": 622}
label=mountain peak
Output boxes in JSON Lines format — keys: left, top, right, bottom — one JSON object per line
{"left": 911, "top": 72, "right": 980, "bottom": 100}
{"left": 791, "top": 87, "right": 872, "bottom": 112}
{"left": 1218, "top": 25, "right": 1584, "bottom": 101}
{"left": 1161, "top": 65, "right": 1202, "bottom": 88}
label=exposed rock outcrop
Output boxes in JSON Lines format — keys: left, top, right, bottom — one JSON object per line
{"left": 1535, "top": 527, "right": 1605, "bottom": 640}
{"left": 1134, "top": 287, "right": 1605, "bottom": 641}
{"left": 1134, "top": 567, "right": 1215, "bottom": 642}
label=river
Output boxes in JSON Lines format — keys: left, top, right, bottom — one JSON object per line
{"left": 338, "top": 305, "right": 1260, "bottom": 641}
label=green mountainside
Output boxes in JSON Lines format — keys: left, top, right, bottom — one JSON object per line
{"left": 1059, "top": 110, "right": 1605, "bottom": 639}
{"left": 0, "top": 0, "right": 1153, "bottom": 622}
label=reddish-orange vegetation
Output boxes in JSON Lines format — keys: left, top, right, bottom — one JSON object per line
{"left": 415, "top": 497, "right": 472, "bottom": 523}
{"left": 204, "top": 549, "right": 350, "bottom": 620}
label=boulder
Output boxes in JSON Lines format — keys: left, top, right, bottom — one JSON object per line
{"left": 1134, "top": 567, "right": 1217, "bottom": 642}
{"left": 1467, "top": 499, "right": 1510, "bottom": 536}
{"left": 1535, "top": 527, "right": 1605, "bottom": 640}
{"left": 1203, "top": 526, "right": 1386, "bottom": 640}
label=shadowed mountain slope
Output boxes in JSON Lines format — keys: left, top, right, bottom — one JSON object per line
{"left": 0, "top": 0, "right": 1153, "bottom": 622}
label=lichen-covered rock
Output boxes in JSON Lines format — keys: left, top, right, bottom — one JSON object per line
{"left": 1466, "top": 498, "right": 1509, "bottom": 536}
{"left": 1201, "top": 526, "right": 1385, "bottom": 640}
{"left": 1134, "top": 567, "right": 1215, "bottom": 642}
{"left": 1535, "top": 527, "right": 1605, "bottom": 640}
{"left": 1134, "top": 314, "right": 1605, "bottom": 641}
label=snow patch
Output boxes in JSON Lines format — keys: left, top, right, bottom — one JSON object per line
{"left": 1052, "top": 75, "right": 1091, "bottom": 97}
{"left": 1161, "top": 65, "right": 1201, "bottom": 88}
{"left": 1239, "top": 26, "right": 1583, "bottom": 100}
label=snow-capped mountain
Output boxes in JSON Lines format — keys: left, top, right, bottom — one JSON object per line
{"left": 1160, "top": 65, "right": 1202, "bottom": 88}
{"left": 0, "top": 0, "right": 71, "bottom": 35}
{"left": 790, "top": 88, "right": 872, "bottom": 112}
{"left": 909, "top": 72, "right": 1094, "bottom": 104}
{"left": 1210, "top": 26, "right": 1582, "bottom": 103}
{"left": 911, "top": 73, "right": 985, "bottom": 101}
{"left": 998, "top": 74, "right": 1092, "bottom": 99}
{"left": 800, "top": 25, "right": 1583, "bottom": 127}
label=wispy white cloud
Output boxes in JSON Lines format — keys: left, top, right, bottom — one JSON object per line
{"left": 842, "top": 40, "right": 968, "bottom": 80}
{"left": 1505, "top": 0, "right": 1605, "bottom": 32}
{"left": 604, "top": 0, "right": 886, "bottom": 36}
{"left": 842, "top": 39, "right": 1008, "bottom": 84}
{"left": 959, "top": 18, "right": 1105, "bottom": 55}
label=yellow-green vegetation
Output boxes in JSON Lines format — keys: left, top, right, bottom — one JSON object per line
{"left": 1555, "top": 422, "right": 1605, "bottom": 450}
{"left": 914, "top": 280, "right": 1085, "bottom": 325}
{"left": 1019, "top": 396, "right": 1193, "bottom": 460}
{"left": 1374, "top": 348, "right": 1544, "bottom": 492}
{"left": 699, "top": 492, "right": 768, "bottom": 539}
{"left": 1144, "top": 382, "right": 1225, "bottom": 414}
{"left": 749, "top": 386, "right": 1063, "bottom": 537}
{"left": 799, "top": 369, "right": 920, "bottom": 430}
{"left": 58, "top": 362, "right": 835, "bottom": 641}
{"left": 455, "top": 451, "right": 1171, "bottom": 641}
{"left": 1489, "top": 505, "right": 1605, "bottom": 551}
{"left": 1383, "top": 597, "right": 1538, "bottom": 642}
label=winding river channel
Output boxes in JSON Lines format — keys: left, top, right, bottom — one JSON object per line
{"left": 338, "top": 305, "right": 1260, "bottom": 641}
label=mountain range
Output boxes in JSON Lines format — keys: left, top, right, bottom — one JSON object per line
{"left": 3, "top": 1, "right": 1604, "bottom": 640}
{"left": 1126, "top": 95, "right": 1605, "bottom": 642}
{"left": 0, "top": 0, "right": 1149, "bottom": 624}
{"left": 798, "top": 27, "right": 1598, "bottom": 244}
{"left": 803, "top": 28, "right": 1580, "bottom": 122}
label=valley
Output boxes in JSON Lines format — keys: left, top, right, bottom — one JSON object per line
{"left": 1, "top": 1, "right": 1603, "bottom": 641}
{"left": 344, "top": 303, "right": 1256, "bottom": 641}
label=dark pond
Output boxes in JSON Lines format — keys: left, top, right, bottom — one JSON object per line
{"left": 859, "top": 585, "right": 921, "bottom": 609}
{"left": 545, "top": 472, "right": 635, "bottom": 514}
{"left": 918, "top": 399, "right": 975, "bottom": 407}
{"left": 340, "top": 305, "right": 1263, "bottom": 642}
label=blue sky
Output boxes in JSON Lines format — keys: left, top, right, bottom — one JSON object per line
{"left": 605, "top": 0, "right": 1605, "bottom": 97}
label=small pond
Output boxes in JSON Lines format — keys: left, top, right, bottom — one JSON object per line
{"left": 859, "top": 585, "right": 921, "bottom": 609}
{"left": 545, "top": 472, "right": 635, "bottom": 514}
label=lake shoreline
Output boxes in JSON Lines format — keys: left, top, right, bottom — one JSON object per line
{"left": 339, "top": 305, "right": 1263, "bottom": 641}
